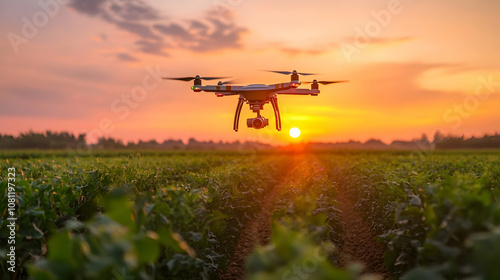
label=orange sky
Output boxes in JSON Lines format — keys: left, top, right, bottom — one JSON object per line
{"left": 1, "top": 0, "right": 500, "bottom": 145}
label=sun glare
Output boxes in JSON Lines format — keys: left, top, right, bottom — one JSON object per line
{"left": 289, "top": 127, "right": 301, "bottom": 138}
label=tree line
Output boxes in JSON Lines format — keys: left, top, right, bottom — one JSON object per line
{"left": 0, "top": 131, "right": 270, "bottom": 150}
{"left": 0, "top": 130, "right": 499, "bottom": 150}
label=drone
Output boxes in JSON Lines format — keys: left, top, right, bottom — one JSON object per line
{"left": 163, "top": 70, "right": 348, "bottom": 131}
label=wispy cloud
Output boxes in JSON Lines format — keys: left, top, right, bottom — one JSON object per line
{"left": 134, "top": 39, "right": 170, "bottom": 56}
{"left": 115, "top": 52, "right": 139, "bottom": 62}
{"left": 154, "top": 13, "right": 246, "bottom": 52}
{"left": 69, "top": 0, "right": 161, "bottom": 20}
{"left": 68, "top": 0, "right": 246, "bottom": 56}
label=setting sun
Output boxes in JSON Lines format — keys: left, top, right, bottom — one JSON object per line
{"left": 289, "top": 127, "right": 301, "bottom": 138}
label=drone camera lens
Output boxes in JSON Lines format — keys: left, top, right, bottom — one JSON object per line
{"left": 247, "top": 117, "right": 268, "bottom": 129}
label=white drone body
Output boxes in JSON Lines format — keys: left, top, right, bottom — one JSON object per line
{"left": 163, "top": 70, "right": 348, "bottom": 131}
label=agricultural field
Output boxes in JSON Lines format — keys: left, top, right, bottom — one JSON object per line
{"left": 1, "top": 150, "right": 500, "bottom": 280}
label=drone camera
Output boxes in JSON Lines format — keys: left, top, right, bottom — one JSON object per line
{"left": 247, "top": 117, "right": 269, "bottom": 129}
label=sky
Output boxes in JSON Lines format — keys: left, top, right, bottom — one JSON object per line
{"left": 1, "top": 0, "right": 500, "bottom": 145}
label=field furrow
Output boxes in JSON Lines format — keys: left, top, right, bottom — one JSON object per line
{"left": 336, "top": 184, "right": 389, "bottom": 277}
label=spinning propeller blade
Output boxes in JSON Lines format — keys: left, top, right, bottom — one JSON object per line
{"left": 163, "top": 77, "right": 197, "bottom": 82}
{"left": 262, "top": 70, "right": 319, "bottom": 76}
{"left": 220, "top": 79, "right": 239, "bottom": 85}
{"left": 201, "top": 76, "right": 231, "bottom": 81}
{"left": 303, "top": 80, "right": 350, "bottom": 85}
{"left": 162, "top": 76, "right": 230, "bottom": 82}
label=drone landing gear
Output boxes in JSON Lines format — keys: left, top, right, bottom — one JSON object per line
{"left": 233, "top": 97, "right": 282, "bottom": 132}
{"left": 269, "top": 96, "right": 281, "bottom": 131}
{"left": 233, "top": 97, "right": 245, "bottom": 131}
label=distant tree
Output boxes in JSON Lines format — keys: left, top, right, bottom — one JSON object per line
{"left": 95, "top": 137, "right": 125, "bottom": 149}
{"left": 0, "top": 130, "right": 85, "bottom": 149}
{"left": 420, "top": 133, "right": 429, "bottom": 143}
{"left": 433, "top": 131, "right": 445, "bottom": 143}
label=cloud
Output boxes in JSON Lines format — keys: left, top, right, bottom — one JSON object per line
{"left": 190, "top": 20, "right": 209, "bottom": 34}
{"left": 113, "top": 20, "right": 160, "bottom": 39}
{"left": 69, "top": 0, "right": 107, "bottom": 17}
{"left": 69, "top": 0, "right": 160, "bottom": 20}
{"left": 135, "top": 39, "right": 170, "bottom": 56}
{"left": 115, "top": 52, "right": 139, "bottom": 62}
{"left": 153, "top": 23, "right": 192, "bottom": 41}
{"left": 154, "top": 14, "right": 246, "bottom": 52}
{"left": 108, "top": 1, "right": 161, "bottom": 21}
{"left": 189, "top": 14, "right": 247, "bottom": 52}
{"left": 68, "top": 0, "right": 247, "bottom": 56}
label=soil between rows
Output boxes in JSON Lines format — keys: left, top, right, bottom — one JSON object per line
{"left": 336, "top": 187, "right": 390, "bottom": 279}
{"left": 219, "top": 185, "right": 280, "bottom": 280}
{"left": 220, "top": 156, "right": 390, "bottom": 279}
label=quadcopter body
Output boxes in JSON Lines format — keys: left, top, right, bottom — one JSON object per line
{"left": 163, "top": 70, "right": 348, "bottom": 131}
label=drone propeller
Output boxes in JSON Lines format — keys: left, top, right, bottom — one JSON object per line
{"left": 262, "top": 70, "right": 319, "bottom": 76}
{"left": 302, "top": 80, "right": 350, "bottom": 85}
{"left": 218, "top": 79, "right": 239, "bottom": 85}
{"left": 162, "top": 76, "right": 230, "bottom": 82}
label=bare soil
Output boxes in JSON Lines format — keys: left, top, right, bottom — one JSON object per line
{"left": 220, "top": 156, "right": 390, "bottom": 279}
{"left": 219, "top": 184, "right": 280, "bottom": 280}
{"left": 336, "top": 189, "right": 390, "bottom": 278}
{"left": 219, "top": 155, "right": 306, "bottom": 280}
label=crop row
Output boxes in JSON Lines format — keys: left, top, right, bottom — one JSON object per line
{"left": 2, "top": 151, "right": 500, "bottom": 279}
{"left": 0, "top": 153, "right": 287, "bottom": 279}
{"left": 322, "top": 152, "right": 500, "bottom": 279}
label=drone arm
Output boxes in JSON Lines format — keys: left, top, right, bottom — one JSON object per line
{"left": 233, "top": 97, "right": 244, "bottom": 132}
{"left": 270, "top": 96, "right": 282, "bottom": 131}
{"left": 275, "top": 88, "right": 320, "bottom": 95}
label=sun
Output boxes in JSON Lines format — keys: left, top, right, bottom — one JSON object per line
{"left": 289, "top": 127, "right": 301, "bottom": 138}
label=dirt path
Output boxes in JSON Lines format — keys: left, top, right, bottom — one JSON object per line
{"left": 336, "top": 189, "right": 390, "bottom": 278}
{"left": 219, "top": 155, "right": 304, "bottom": 280}
{"left": 219, "top": 185, "right": 280, "bottom": 280}
{"left": 220, "top": 154, "right": 390, "bottom": 279}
